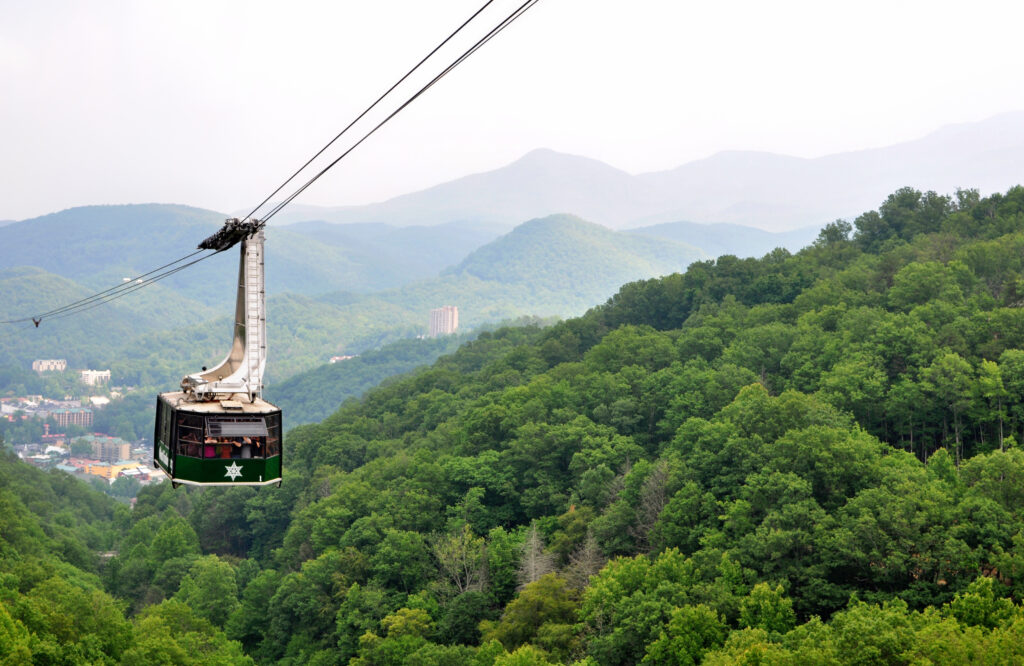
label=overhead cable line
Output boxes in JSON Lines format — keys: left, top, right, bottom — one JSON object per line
{"left": 6, "top": 0, "right": 540, "bottom": 326}
{"left": 40, "top": 252, "right": 222, "bottom": 322}
{"left": 0, "top": 248, "right": 216, "bottom": 325}
{"left": 241, "top": 0, "right": 500, "bottom": 223}
{"left": 260, "top": 0, "right": 541, "bottom": 224}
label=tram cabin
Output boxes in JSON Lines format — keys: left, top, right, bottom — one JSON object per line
{"left": 154, "top": 392, "right": 282, "bottom": 487}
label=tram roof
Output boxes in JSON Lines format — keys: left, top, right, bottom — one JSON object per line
{"left": 158, "top": 391, "right": 280, "bottom": 415}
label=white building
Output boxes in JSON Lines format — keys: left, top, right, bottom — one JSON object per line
{"left": 32, "top": 359, "right": 67, "bottom": 373}
{"left": 429, "top": 306, "right": 459, "bottom": 337}
{"left": 80, "top": 369, "right": 111, "bottom": 386}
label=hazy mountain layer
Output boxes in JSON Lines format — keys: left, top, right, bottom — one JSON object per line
{"left": 0, "top": 212, "right": 710, "bottom": 390}
{"left": 628, "top": 220, "right": 819, "bottom": 257}
{"left": 0, "top": 205, "right": 498, "bottom": 305}
{"left": 269, "top": 112, "right": 1024, "bottom": 231}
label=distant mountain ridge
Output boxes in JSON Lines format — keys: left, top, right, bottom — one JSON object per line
{"left": 446, "top": 214, "right": 704, "bottom": 289}
{"left": 0, "top": 205, "right": 498, "bottom": 304}
{"left": 0, "top": 208, "right": 713, "bottom": 385}
{"left": 267, "top": 112, "right": 1024, "bottom": 231}
{"left": 628, "top": 220, "right": 819, "bottom": 257}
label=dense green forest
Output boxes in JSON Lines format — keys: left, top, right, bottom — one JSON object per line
{"left": 267, "top": 334, "right": 476, "bottom": 427}
{"left": 267, "top": 318, "right": 558, "bottom": 427}
{"left": 8, "top": 186, "right": 1024, "bottom": 663}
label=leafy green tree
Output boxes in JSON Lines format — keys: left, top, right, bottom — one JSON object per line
{"left": 69, "top": 437, "right": 93, "bottom": 457}
{"left": 825, "top": 468, "right": 973, "bottom": 610}
{"left": 487, "top": 526, "right": 523, "bottom": 607}
{"left": 261, "top": 551, "right": 354, "bottom": 662}
{"left": 12, "top": 576, "right": 133, "bottom": 664}
{"left": 947, "top": 576, "right": 1016, "bottom": 630}
{"left": 579, "top": 549, "right": 695, "bottom": 665}
{"left": 0, "top": 602, "right": 31, "bottom": 666}
{"left": 815, "top": 219, "right": 852, "bottom": 246}
{"left": 121, "top": 599, "right": 253, "bottom": 666}
{"left": 816, "top": 355, "right": 887, "bottom": 431}
{"left": 887, "top": 377, "right": 927, "bottom": 458}
{"left": 188, "top": 487, "right": 256, "bottom": 557}
{"left": 493, "top": 644, "right": 558, "bottom": 665}
{"left": 335, "top": 583, "right": 399, "bottom": 663}
{"left": 437, "top": 590, "right": 496, "bottom": 646}
{"left": 974, "top": 359, "right": 1008, "bottom": 451}
{"left": 174, "top": 555, "right": 240, "bottom": 628}
{"left": 828, "top": 598, "right": 918, "bottom": 665}
{"left": 225, "top": 568, "right": 281, "bottom": 654}
{"left": 433, "top": 524, "right": 486, "bottom": 596}
{"left": 110, "top": 475, "right": 141, "bottom": 498}
{"left": 351, "top": 631, "right": 429, "bottom": 666}
{"left": 404, "top": 642, "right": 481, "bottom": 665}
{"left": 649, "top": 481, "right": 716, "bottom": 555}
{"left": 370, "top": 529, "right": 434, "bottom": 593}
{"left": 641, "top": 604, "right": 726, "bottom": 665}
{"left": 737, "top": 582, "right": 796, "bottom": 634}
{"left": 1000, "top": 349, "right": 1024, "bottom": 444}
{"left": 922, "top": 352, "right": 974, "bottom": 463}
{"left": 480, "top": 574, "right": 576, "bottom": 652}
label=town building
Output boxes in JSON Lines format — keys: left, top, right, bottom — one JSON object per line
{"left": 51, "top": 407, "right": 93, "bottom": 428}
{"left": 84, "top": 460, "right": 140, "bottom": 480}
{"left": 119, "top": 466, "right": 153, "bottom": 483}
{"left": 32, "top": 359, "right": 67, "bottom": 372}
{"left": 80, "top": 369, "right": 111, "bottom": 386}
{"left": 78, "top": 434, "right": 131, "bottom": 462}
{"left": 429, "top": 305, "right": 459, "bottom": 337}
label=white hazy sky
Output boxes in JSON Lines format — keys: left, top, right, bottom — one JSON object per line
{"left": 3, "top": 0, "right": 1024, "bottom": 221}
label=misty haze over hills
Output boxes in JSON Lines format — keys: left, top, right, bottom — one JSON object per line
{"left": 266, "top": 112, "right": 1024, "bottom": 232}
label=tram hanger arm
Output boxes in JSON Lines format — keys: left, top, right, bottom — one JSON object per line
{"left": 198, "top": 218, "right": 264, "bottom": 252}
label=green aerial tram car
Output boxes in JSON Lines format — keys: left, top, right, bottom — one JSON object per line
{"left": 153, "top": 219, "right": 283, "bottom": 487}
{"left": 154, "top": 393, "right": 282, "bottom": 487}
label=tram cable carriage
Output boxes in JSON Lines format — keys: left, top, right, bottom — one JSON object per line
{"left": 154, "top": 219, "right": 282, "bottom": 487}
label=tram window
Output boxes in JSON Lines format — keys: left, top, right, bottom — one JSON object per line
{"left": 179, "top": 429, "right": 202, "bottom": 458}
{"left": 207, "top": 417, "right": 268, "bottom": 438}
{"left": 238, "top": 436, "right": 264, "bottom": 459}
{"left": 265, "top": 413, "right": 281, "bottom": 457}
{"left": 177, "top": 413, "right": 204, "bottom": 458}
{"left": 159, "top": 405, "right": 172, "bottom": 448}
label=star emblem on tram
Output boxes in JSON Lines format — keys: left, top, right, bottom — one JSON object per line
{"left": 224, "top": 462, "right": 244, "bottom": 481}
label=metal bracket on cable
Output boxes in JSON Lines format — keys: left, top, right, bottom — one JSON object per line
{"left": 198, "top": 218, "right": 264, "bottom": 252}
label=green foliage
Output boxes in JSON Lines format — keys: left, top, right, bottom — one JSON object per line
{"left": 174, "top": 555, "right": 240, "bottom": 628}
{"left": 641, "top": 604, "right": 726, "bottom": 665}
{"left": 267, "top": 334, "right": 473, "bottom": 426}
{"left": 121, "top": 599, "right": 253, "bottom": 665}
{"left": 10, "top": 576, "right": 133, "bottom": 664}
{"left": 948, "top": 576, "right": 1016, "bottom": 630}
{"left": 480, "top": 574, "right": 576, "bottom": 651}
{"left": 738, "top": 583, "right": 796, "bottom": 635}
{"left": 12, "top": 187, "right": 1024, "bottom": 664}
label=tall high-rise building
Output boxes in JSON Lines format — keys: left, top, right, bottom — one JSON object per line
{"left": 429, "top": 306, "right": 459, "bottom": 337}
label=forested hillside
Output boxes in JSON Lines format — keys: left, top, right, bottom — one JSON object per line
{"left": 266, "top": 334, "right": 475, "bottom": 426}
{"left": 0, "top": 449, "right": 254, "bottom": 662}
{"left": 9, "top": 186, "right": 1024, "bottom": 664}
{"left": 0, "top": 211, "right": 703, "bottom": 395}
{"left": 0, "top": 205, "right": 495, "bottom": 302}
